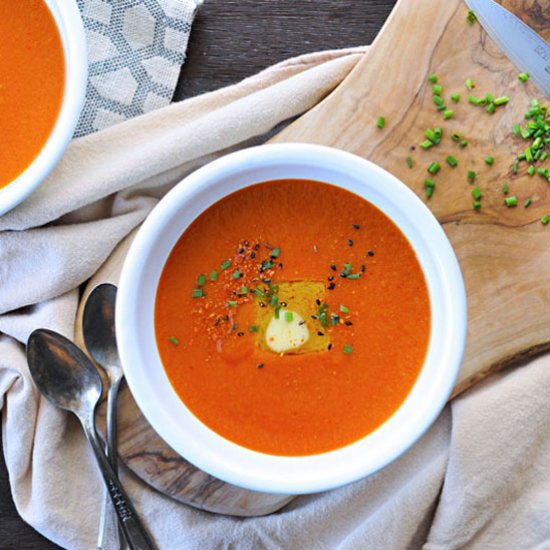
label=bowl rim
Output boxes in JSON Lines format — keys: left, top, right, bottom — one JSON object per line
{"left": 0, "top": 0, "right": 88, "bottom": 216}
{"left": 116, "top": 143, "right": 467, "bottom": 494}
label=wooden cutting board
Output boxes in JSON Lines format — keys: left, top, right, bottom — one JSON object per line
{"left": 77, "top": 0, "right": 550, "bottom": 516}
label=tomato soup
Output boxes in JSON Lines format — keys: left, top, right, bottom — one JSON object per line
{"left": 155, "top": 179, "right": 431, "bottom": 456}
{"left": 0, "top": 0, "right": 65, "bottom": 189}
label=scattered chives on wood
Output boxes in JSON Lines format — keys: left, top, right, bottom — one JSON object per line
{"left": 518, "top": 72, "right": 529, "bottom": 82}
{"left": 446, "top": 155, "right": 458, "bottom": 167}
{"left": 467, "top": 170, "right": 476, "bottom": 182}
{"left": 503, "top": 182, "right": 509, "bottom": 195}
{"left": 505, "top": 196, "right": 518, "bottom": 207}
{"left": 487, "top": 103, "right": 496, "bottom": 115}
{"left": 443, "top": 110, "right": 454, "bottom": 119}
{"left": 468, "top": 95, "right": 484, "bottom": 105}
{"left": 428, "top": 74, "right": 438, "bottom": 84}
{"left": 524, "top": 198, "right": 532, "bottom": 208}
{"left": 493, "top": 96, "right": 509, "bottom": 106}
{"left": 451, "top": 93, "right": 461, "bottom": 103}
{"left": 432, "top": 84, "right": 443, "bottom": 95}
{"left": 527, "top": 165, "right": 535, "bottom": 176}
{"left": 377, "top": 116, "right": 385, "bottom": 129}
{"left": 459, "top": 139, "right": 468, "bottom": 148}
{"left": 485, "top": 156, "right": 495, "bottom": 166}
{"left": 433, "top": 95, "right": 445, "bottom": 107}
{"left": 473, "top": 200, "right": 482, "bottom": 210}
{"left": 466, "top": 9, "right": 477, "bottom": 24}
{"left": 406, "top": 156, "right": 414, "bottom": 168}
{"left": 466, "top": 78, "right": 474, "bottom": 90}
{"left": 451, "top": 133, "right": 461, "bottom": 142}
{"left": 542, "top": 215, "right": 550, "bottom": 225}
{"left": 421, "top": 140, "right": 434, "bottom": 149}
{"left": 472, "top": 186, "right": 482, "bottom": 199}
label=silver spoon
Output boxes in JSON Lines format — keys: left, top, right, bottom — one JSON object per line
{"left": 27, "top": 329, "right": 156, "bottom": 550}
{"left": 83, "top": 283, "right": 124, "bottom": 550}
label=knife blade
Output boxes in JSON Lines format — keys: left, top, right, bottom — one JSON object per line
{"left": 465, "top": 0, "right": 550, "bottom": 99}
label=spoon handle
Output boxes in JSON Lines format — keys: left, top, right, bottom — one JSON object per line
{"left": 83, "top": 417, "right": 156, "bottom": 550}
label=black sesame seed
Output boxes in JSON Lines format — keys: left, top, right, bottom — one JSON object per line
{"left": 237, "top": 332, "right": 245, "bottom": 336}
{"left": 254, "top": 244, "right": 260, "bottom": 251}
{"left": 263, "top": 278, "right": 271, "bottom": 284}
{"left": 328, "top": 282, "right": 336, "bottom": 290}
{"left": 340, "top": 272, "right": 347, "bottom": 278}
{"left": 330, "top": 264, "right": 337, "bottom": 271}
{"left": 328, "top": 276, "right": 334, "bottom": 281}
{"left": 244, "top": 240, "right": 249, "bottom": 246}
{"left": 317, "top": 331, "right": 325, "bottom": 336}
{"left": 361, "top": 264, "right": 366, "bottom": 272}
{"left": 316, "top": 299, "right": 321, "bottom": 306}
{"left": 278, "top": 263, "right": 283, "bottom": 269}
{"left": 311, "top": 314, "right": 318, "bottom": 320}
{"left": 353, "top": 224, "right": 360, "bottom": 230}
{"left": 344, "top": 321, "right": 353, "bottom": 326}
{"left": 348, "top": 239, "right": 353, "bottom": 246}
{"left": 250, "top": 252, "right": 256, "bottom": 259}
{"left": 238, "top": 247, "right": 245, "bottom": 254}
{"left": 367, "top": 251, "right": 375, "bottom": 257}
{"left": 280, "top": 302, "right": 288, "bottom": 307}
{"left": 259, "top": 302, "right": 266, "bottom": 308}
{"left": 411, "top": 145, "right": 416, "bottom": 151}
{"left": 257, "top": 363, "right": 264, "bottom": 369}
{"left": 299, "top": 320, "right": 306, "bottom": 326}
{"left": 328, "top": 343, "right": 332, "bottom": 350}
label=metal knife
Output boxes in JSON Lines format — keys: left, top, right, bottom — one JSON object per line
{"left": 465, "top": 0, "right": 550, "bottom": 99}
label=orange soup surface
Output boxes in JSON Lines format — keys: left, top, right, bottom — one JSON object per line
{"left": 155, "top": 179, "right": 431, "bottom": 456}
{"left": 0, "top": 0, "right": 65, "bottom": 189}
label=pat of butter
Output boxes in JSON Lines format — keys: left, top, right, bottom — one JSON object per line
{"left": 265, "top": 310, "right": 309, "bottom": 353}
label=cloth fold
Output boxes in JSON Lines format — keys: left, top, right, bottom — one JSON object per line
{"left": 2, "top": 46, "right": 550, "bottom": 549}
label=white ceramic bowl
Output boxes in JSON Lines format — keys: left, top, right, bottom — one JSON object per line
{"left": 116, "top": 143, "right": 467, "bottom": 495}
{"left": 0, "top": 0, "right": 87, "bottom": 216}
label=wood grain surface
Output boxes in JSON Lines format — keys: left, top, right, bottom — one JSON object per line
{"left": 0, "top": 1, "right": 395, "bottom": 548}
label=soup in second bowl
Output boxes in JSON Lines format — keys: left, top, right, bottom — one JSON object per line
{"left": 0, "top": 0, "right": 65, "bottom": 189}
{"left": 155, "top": 179, "right": 431, "bottom": 456}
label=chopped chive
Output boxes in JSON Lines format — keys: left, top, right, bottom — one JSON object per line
{"left": 505, "top": 196, "right": 518, "bottom": 207}
{"left": 541, "top": 215, "right": 550, "bottom": 225}
{"left": 425, "top": 186, "right": 434, "bottom": 198}
{"left": 513, "top": 161, "right": 519, "bottom": 174}
{"left": 459, "top": 139, "right": 468, "bottom": 148}
{"left": 487, "top": 103, "right": 496, "bottom": 115}
{"left": 249, "top": 325, "right": 259, "bottom": 333}
{"left": 227, "top": 300, "right": 238, "bottom": 307}
{"left": 518, "top": 72, "right": 529, "bottom": 82}
{"left": 421, "top": 140, "right": 434, "bottom": 149}
{"left": 451, "top": 133, "right": 461, "bottom": 142}
{"left": 220, "top": 259, "right": 231, "bottom": 271}
{"left": 197, "top": 274, "right": 206, "bottom": 287}
{"left": 269, "top": 294, "right": 278, "bottom": 307}
{"left": 193, "top": 288, "right": 205, "bottom": 299}
{"left": 285, "top": 311, "right": 294, "bottom": 322}
{"left": 343, "top": 344, "right": 353, "bottom": 355}
{"left": 541, "top": 152, "right": 549, "bottom": 161}
{"left": 493, "top": 96, "right": 509, "bottom": 106}
{"left": 433, "top": 95, "right": 445, "bottom": 107}
{"left": 428, "top": 74, "right": 438, "bottom": 83}
{"left": 428, "top": 162, "right": 441, "bottom": 175}
{"left": 253, "top": 288, "right": 264, "bottom": 298}
{"left": 466, "top": 78, "right": 474, "bottom": 90}
{"left": 485, "top": 93, "right": 494, "bottom": 104}
{"left": 432, "top": 84, "right": 443, "bottom": 95}
{"left": 466, "top": 9, "right": 477, "bottom": 24}
{"left": 274, "top": 306, "right": 281, "bottom": 319}
{"left": 436, "top": 104, "right": 447, "bottom": 112}
{"left": 339, "top": 304, "right": 350, "bottom": 314}
{"left": 377, "top": 116, "right": 386, "bottom": 129}
{"left": 210, "top": 270, "right": 218, "bottom": 282}
{"left": 468, "top": 95, "right": 484, "bottom": 105}
{"left": 485, "top": 156, "right": 495, "bottom": 166}
{"left": 512, "top": 124, "right": 521, "bottom": 136}
{"left": 443, "top": 110, "right": 454, "bottom": 120}
{"left": 503, "top": 182, "right": 509, "bottom": 194}
{"left": 527, "top": 165, "right": 535, "bottom": 176}
{"left": 406, "top": 156, "right": 414, "bottom": 168}
{"left": 240, "top": 285, "right": 248, "bottom": 294}
{"left": 346, "top": 273, "right": 361, "bottom": 279}
{"left": 524, "top": 198, "right": 532, "bottom": 208}
{"left": 270, "top": 248, "right": 280, "bottom": 258}
{"left": 467, "top": 170, "right": 476, "bottom": 182}
{"left": 232, "top": 269, "right": 242, "bottom": 279}
{"left": 472, "top": 186, "right": 482, "bottom": 199}
{"left": 525, "top": 147, "right": 534, "bottom": 163}
{"left": 451, "top": 92, "right": 461, "bottom": 103}
{"left": 424, "top": 178, "right": 436, "bottom": 188}
{"left": 169, "top": 336, "right": 179, "bottom": 346}
{"left": 446, "top": 155, "right": 458, "bottom": 167}
{"left": 473, "top": 200, "right": 482, "bottom": 210}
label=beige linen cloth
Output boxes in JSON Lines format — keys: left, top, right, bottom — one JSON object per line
{"left": 1, "top": 47, "right": 550, "bottom": 549}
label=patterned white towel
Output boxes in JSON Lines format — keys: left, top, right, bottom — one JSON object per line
{"left": 75, "top": 0, "right": 200, "bottom": 136}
